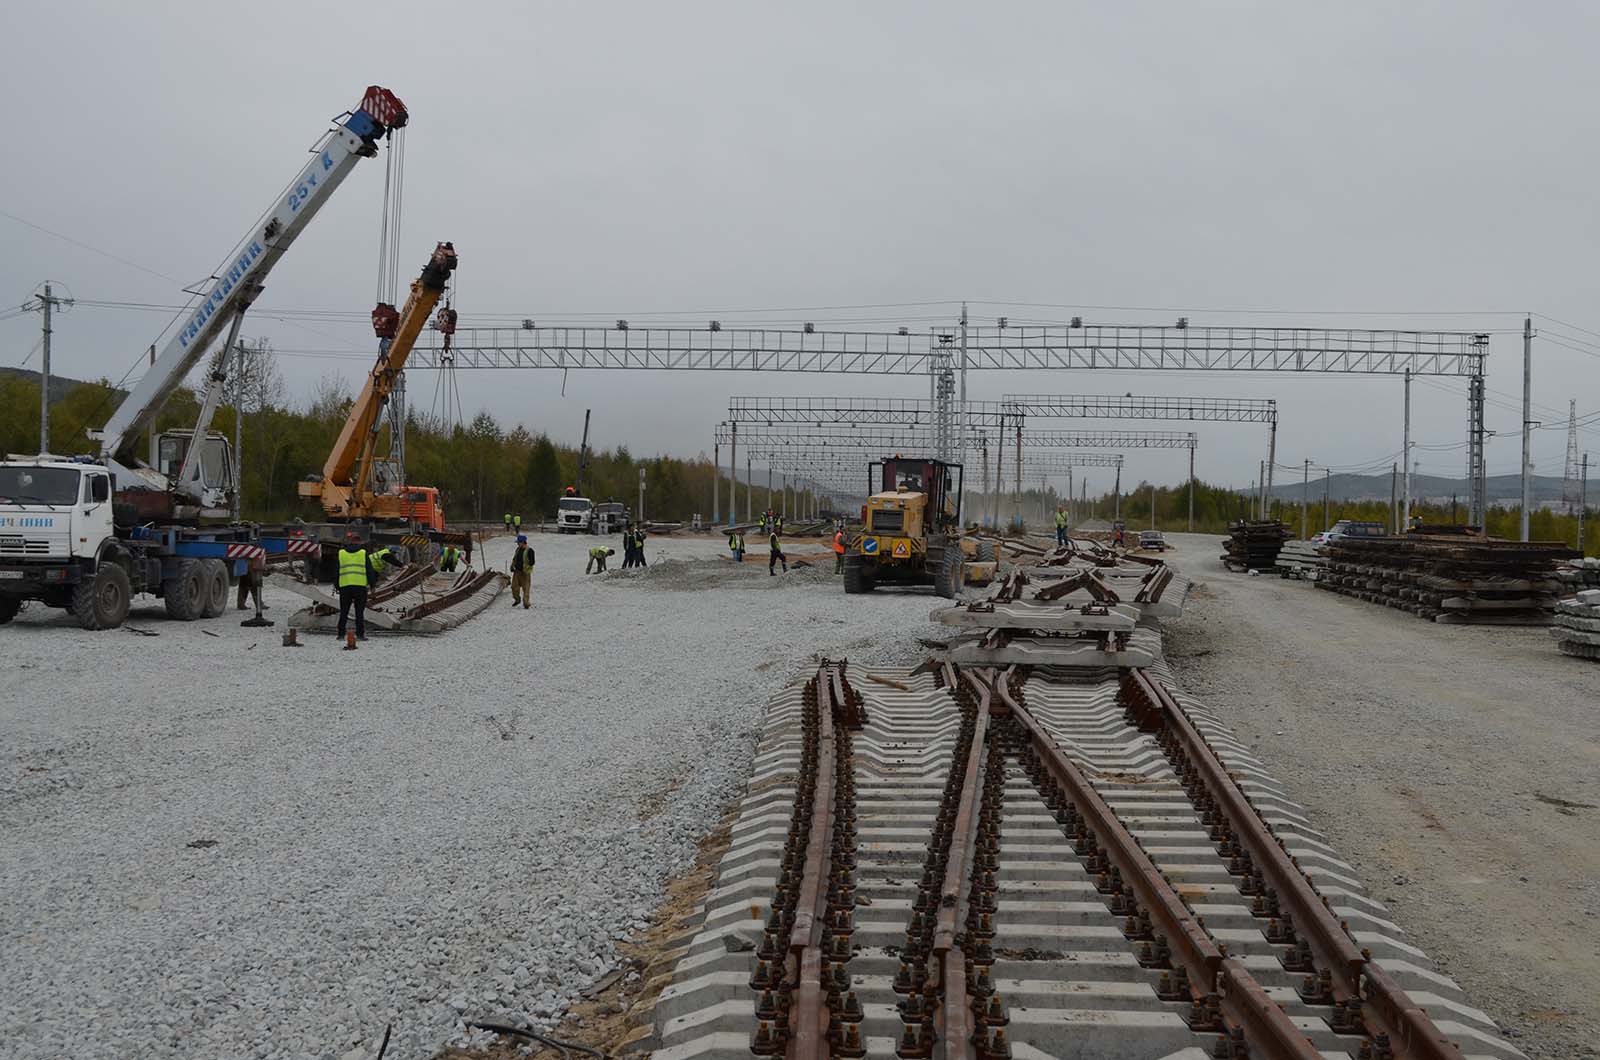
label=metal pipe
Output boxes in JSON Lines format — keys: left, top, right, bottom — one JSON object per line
{"left": 1521, "top": 316, "right": 1533, "bottom": 541}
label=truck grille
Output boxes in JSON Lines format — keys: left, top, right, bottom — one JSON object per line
{"left": 0, "top": 537, "right": 51, "bottom": 555}
{"left": 870, "top": 510, "right": 904, "bottom": 533}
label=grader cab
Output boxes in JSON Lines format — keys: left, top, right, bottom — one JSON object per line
{"left": 842, "top": 457, "right": 995, "bottom": 597}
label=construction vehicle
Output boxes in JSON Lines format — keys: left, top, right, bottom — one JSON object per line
{"left": 556, "top": 411, "right": 597, "bottom": 533}
{"left": 0, "top": 87, "right": 408, "bottom": 630}
{"left": 841, "top": 456, "right": 995, "bottom": 598}
{"left": 289, "top": 241, "right": 471, "bottom": 577}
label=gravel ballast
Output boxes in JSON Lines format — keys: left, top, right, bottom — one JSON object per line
{"left": 0, "top": 532, "right": 942, "bottom": 1060}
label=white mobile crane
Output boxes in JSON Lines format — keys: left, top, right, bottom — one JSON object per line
{"left": 0, "top": 87, "right": 408, "bottom": 630}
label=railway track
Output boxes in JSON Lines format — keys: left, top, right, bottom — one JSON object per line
{"left": 646, "top": 656, "right": 1519, "bottom": 1060}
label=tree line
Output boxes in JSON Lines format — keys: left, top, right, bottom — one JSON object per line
{"left": 0, "top": 347, "right": 824, "bottom": 526}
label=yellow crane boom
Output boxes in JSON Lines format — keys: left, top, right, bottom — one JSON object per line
{"left": 299, "top": 241, "right": 457, "bottom": 518}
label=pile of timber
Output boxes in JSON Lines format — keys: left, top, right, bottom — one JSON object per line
{"left": 1274, "top": 539, "right": 1328, "bottom": 580}
{"left": 1222, "top": 520, "right": 1289, "bottom": 572}
{"left": 1553, "top": 589, "right": 1600, "bottom": 659}
{"left": 1316, "top": 534, "right": 1580, "bottom": 624}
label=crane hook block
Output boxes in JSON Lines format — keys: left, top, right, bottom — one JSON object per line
{"left": 434, "top": 307, "right": 459, "bottom": 336}
{"left": 372, "top": 303, "right": 400, "bottom": 339}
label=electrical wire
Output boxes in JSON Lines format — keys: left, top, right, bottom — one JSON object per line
{"left": 467, "top": 1021, "right": 607, "bottom": 1059}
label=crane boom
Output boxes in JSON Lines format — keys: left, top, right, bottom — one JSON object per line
{"left": 95, "top": 87, "right": 408, "bottom": 477}
{"left": 300, "top": 241, "right": 457, "bottom": 517}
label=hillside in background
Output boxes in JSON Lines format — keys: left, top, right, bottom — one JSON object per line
{"left": 1261, "top": 470, "right": 1577, "bottom": 506}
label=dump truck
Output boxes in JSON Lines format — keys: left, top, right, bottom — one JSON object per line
{"left": 841, "top": 456, "right": 995, "bottom": 597}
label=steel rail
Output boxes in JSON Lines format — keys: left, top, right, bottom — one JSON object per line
{"left": 399, "top": 568, "right": 500, "bottom": 619}
{"left": 787, "top": 668, "right": 838, "bottom": 1060}
{"left": 922, "top": 668, "right": 991, "bottom": 1060}
{"left": 994, "top": 676, "right": 1322, "bottom": 1060}
{"left": 1125, "top": 670, "right": 1466, "bottom": 1057}
{"left": 1123, "top": 669, "right": 1465, "bottom": 1060}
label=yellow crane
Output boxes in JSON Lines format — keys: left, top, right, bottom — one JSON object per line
{"left": 299, "top": 241, "right": 457, "bottom": 524}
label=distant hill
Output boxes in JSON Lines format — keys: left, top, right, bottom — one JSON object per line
{"left": 0, "top": 366, "right": 107, "bottom": 403}
{"left": 1257, "top": 470, "right": 1573, "bottom": 506}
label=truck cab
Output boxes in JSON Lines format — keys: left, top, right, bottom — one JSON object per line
{"left": 557, "top": 496, "right": 595, "bottom": 533}
{"left": 0, "top": 457, "right": 118, "bottom": 623}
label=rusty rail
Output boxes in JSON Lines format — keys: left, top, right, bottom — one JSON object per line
{"left": 1122, "top": 669, "right": 1465, "bottom": 1060}
{"left": 786, "top": 668, "right": 836, "bottom": 1060}
{"left": 398, "top": 568, "right": 500, "bottom": 619}
{"left": 995, "top": 675, "right": 1322, "bottom": 1060}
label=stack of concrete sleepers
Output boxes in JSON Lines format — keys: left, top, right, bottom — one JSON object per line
{"left": 1317, "top": 534, "right": 1578, "bottom": 624}
{"left": 1554, "top": 588, "right": 1600, "bottom": 659}
{"left": 1220, "top": 520, "right": 1289, "bottom": 571}
{"left": 1556, "top": 556, "right": 1600, "bottom": 592}
{"left": 1274, "top": 539, "right": 1328, "bottom": 580}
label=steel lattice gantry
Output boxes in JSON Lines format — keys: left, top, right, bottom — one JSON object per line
{"left": 417, "top": 321, "right": 1492, "bottom": 522}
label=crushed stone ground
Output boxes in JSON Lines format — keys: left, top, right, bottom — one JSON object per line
{"left": 0, "top": 531, "right": 943, "bottom": 1060}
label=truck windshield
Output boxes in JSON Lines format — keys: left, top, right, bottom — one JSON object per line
{"left": 0, "top": 466, "right": 80, "bottom": 505}
{"left": 558, "top": 498, "right": 591, "bottom": 511}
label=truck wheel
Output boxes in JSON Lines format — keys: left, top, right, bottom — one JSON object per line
{"left": 163, "top": 558, "right": 206, "bottom": 621}
{"left": 199, "top": 559, "right": 228, "bottom": 618}
{"left": 73, "top": 564, "right": 131, "bottom": 630}
{"left": 842, "top": 554, "right": 873, "bottom": 594}
{"left": 935, "top": 548, "right": 963, "bottom": 599}
{"left": 977, "top": 541, "right": 997, "bottom": 563}
{"left": 0, "top": 596, "right": 20, "bottom": 625}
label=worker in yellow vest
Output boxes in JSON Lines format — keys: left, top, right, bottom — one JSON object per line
{"left": 586, "top": 545, "right": 615, "bottom": 574}
{"left": 509, "top": 535, "right": 536, "bottom": 608}
{"left": 336, "top": 532, "right": 388, "bottom": 641}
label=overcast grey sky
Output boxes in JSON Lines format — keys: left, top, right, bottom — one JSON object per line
{"left": 4, "top": 1, "right": 1599, "bottom": 494}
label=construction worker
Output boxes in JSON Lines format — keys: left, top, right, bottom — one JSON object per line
{"left": 503, "top": 513, "right": 513, "bottom": 533}
{"left": 1054, "top": 506, "right": 1069, "bottom": 548}
{"left": 728, "top": 528, "right": 744, "bottom": 562}
{"left": 586, "top": 544, "right": 615, "bottom": 574}
{"left": 832, "top": 525, "right": 847, "bottom": 573}
{"left": 769, "top": 526, "right": 788, "bottom": 576}
{"left": 235, "top": 551, "right": 267, "bottom": 611}
{"left": 513, "top": 514, "right": 523, "bottom": 532}
{"left": 632, "top": 525, "right": 648, "bottom": 568}
{"left": 335, "top": 531, "right": 386, "bottom": 642}
{"left": 775, "top": 514, "right": 784, "bottom": 535}
{"left": 509, "top": 534, "right": 535, "bottom": 608}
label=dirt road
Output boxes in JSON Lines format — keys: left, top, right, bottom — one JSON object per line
{"left": 1159, "top": 532, "right": 1600, "bottom": 1058}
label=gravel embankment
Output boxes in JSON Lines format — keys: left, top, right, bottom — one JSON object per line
{"left": 1158, "top": 532, "right": 1600, "bottom": 1059}
{"left": 0, "top": 532, "right": 943, "bottom": 1060}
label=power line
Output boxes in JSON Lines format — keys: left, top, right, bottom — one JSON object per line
{"left": 0, "top": 208, "right": 180, "bottom": 284}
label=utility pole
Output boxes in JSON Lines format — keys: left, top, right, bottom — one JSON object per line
{"left": 728, "top": 421, "right": 738, "bottom": 527}
{"left": 994, "top": 415, "right": 1007, "bottom": 529}
{"left": 781, "top": 472, "right": 788, "bottom": 520}
{"left": 1014, "top": 420, "right": 1023, "bottom": 530}
{"left": 1187, "top": 442, "right": 1195, "bottom": 532}
{"left": 1301, "top": 459, "right": 1309, "bottom": 540}
{"left": 638, "top": 467, "right": 646, "bottom": 523}
{"left": 1113, "top": 462, "right": 1122, "bottom": 521}
{"left": 1390, "top": 462, "right": 1398, "bottom": 534}
{"left": 1149, "top": 482, "right": 1156, "bottom": 530}
{"left": 712, "top": 440, "right": 720, "bottom": 524}
{"left": 1521, "top": 315, "right": 1533, "bottom": 542}
{"left": 1264, "top": 411, "right": 1278, "bottom": 519}
{"left": 1402, "top": 369, "right": 1412, "bottom": 529}
{"left": 768, "top": 465, "right": 774, "bottom": 513}
{"left": 24, "top": 282, "right": 73, "bottom": 454}
{"left": 1323, "top": 468, "right": 1331, "bottom": 531}
{"left": 1258, "top": 460, "right": 1266, "bottom": 520}
{"left": 958, "top": 301, "right": 969, "bottom": 521}
{"left": 1581, "top": 454, "right": 1589, "bottom": 555}
{"left": 746, "top": 455, "right": 753, "bottom": 522}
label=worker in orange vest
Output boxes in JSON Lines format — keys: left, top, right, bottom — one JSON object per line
{"left": 832, "top": 525, "right": 847, "bottom": 573}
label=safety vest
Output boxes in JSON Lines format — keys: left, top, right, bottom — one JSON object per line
{"left": 589, "top": 546, "right": 609, "bottom": 559}
{"left": 441, "top": 546, "right": 454, "bottom": 564}
{"left": 512, "top": 546, "right": 535, "bottom": 571}
{"left": 338, "top": 548, "right": 369, "bottom": 588}
{"left": 503, "top": 514, "right": 512, "bottom": 526}
{"left": 729, "top": 532, "right": 739, "bottom": 549}
{"left": 513, "top": 515, "right": 522, "bottom": 527}
{"left": 832, "top": 531, "right": 846, "bottom": 554}
{"left": 770, "top": 533, "right": 781, "bottom": 550}
{"left": 1055, "top": 511, "right": 1067, "bottom": 529}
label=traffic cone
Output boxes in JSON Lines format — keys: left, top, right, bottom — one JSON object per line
{"left": 343, "top": 631, "right": 358, "bottom": 651}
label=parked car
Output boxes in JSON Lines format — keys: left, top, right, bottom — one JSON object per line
{"left": 1313, "top": 520, "right": 1386, "bottom": 551}
{"left": 1138, "top": 529, "right": 1168, "bottom": 551}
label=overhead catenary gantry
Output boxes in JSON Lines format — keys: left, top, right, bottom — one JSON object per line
{"left": 415, "top": 319, "right": 1493, "bottom": 523}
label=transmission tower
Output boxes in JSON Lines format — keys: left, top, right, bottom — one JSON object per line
{"left": 1563, "top": 399, "right": 1582, "bottom": 514}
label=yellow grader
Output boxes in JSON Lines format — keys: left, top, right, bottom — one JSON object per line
{"left": 841, "top": 457, "right": 996, "bottom": 597}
